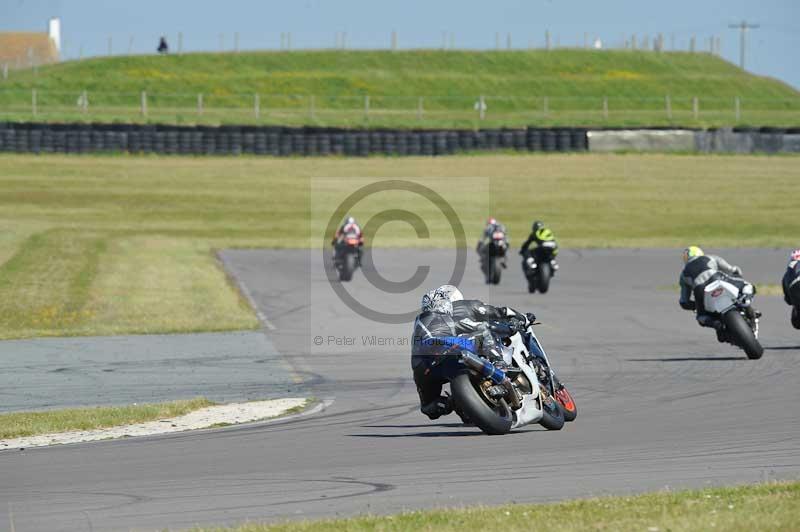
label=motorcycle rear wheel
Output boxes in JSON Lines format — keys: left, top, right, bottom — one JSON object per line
{"left": 450, "top": 373, "right": 513, "bottom": 435}
{"left": 723, "top": 310, "right": 763, "bottom": 360}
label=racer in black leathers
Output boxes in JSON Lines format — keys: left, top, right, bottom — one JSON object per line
{"left": 782, "top": 249, "right": 800, "bottom": 329}
{"left": 411, "top": 293, "right": 463, "bottom": 420}
{"left": 476, "top": 217, "right": 509, "bottom": 270}
{"left": 679, "top": 246, "right": 748, "bottom": 336}
{"left": 519, "top": 220, "right": 559, "bottom": 270}
{"left": 476, "top": 217, "right": 507, "bottom": 252}
{"left": 411, "top": 289, "right": 525, "bottom": 420}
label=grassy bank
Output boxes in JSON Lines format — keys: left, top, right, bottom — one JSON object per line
{"left": 189, "top": 481, "right": 800, "bottom": 531}
{"left": 0, "top": 153, "right": 797, "bottom": 339}
{"left": 1, "top": 50, "right": 798, "bottom": 127}
{"left": 0, "top": 397, "right": 213, "bottom": 439}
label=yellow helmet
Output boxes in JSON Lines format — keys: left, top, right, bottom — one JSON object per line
{"left": 682, "top": 246, "right": 704, "bottom": 263}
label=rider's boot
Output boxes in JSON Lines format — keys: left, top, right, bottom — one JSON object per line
{"left": 744, "top": 306, "right": 761, "bottom": 320}
{"left": 698, "top": 314, "right": 725, "bottom": 342}
{"left": 421, "top": 394, "right": 453, "bottom": 420}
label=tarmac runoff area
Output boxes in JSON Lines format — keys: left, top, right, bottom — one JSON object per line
{"left": 1, "top": 248, "right": 799, "bottom": 532}
{"left": 0, "top": 331, "right": 297, "bottom": 413}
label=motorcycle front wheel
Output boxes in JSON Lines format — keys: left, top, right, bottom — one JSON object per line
{"left": 723, "top": 309, "right": 763, "bottom": 360}
{"left": 490, "top": 256, "right": 503, "bottom": 284}
{"left": 338, "top": 252, "right": 356, "bottom": 282}
{"left": 450, "top": 373, "right": 513, "bottom": 435}
{"left": 555, "top": 385, "right": 577, "bottom": 422}
{"left": 538, "top": 387, "right": 565, "bottom": 430}
{"left": 537, "top": 261, "right": 552, "bottom": 293}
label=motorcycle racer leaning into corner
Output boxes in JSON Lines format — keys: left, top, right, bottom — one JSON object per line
{"left": 782, "top": 248, "right": 800, "bottom": 329}
{"left": 679, "top": 246, "right": 759, "bottom": 341}
{"left": 519, "top": 220, "right": 559, "bottom": 271}
{"left": 411, "top": 285, "right": 537, "bottom": 420}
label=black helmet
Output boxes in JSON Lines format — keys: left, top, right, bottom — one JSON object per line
{"left": 532, "top": 220, "right": 544, "bottom": 233}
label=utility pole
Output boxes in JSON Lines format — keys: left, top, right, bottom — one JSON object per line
{"left": 728, "top": 20, "right": 759, "bottom": 70}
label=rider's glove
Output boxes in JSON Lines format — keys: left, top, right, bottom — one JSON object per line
{"left": 525, "top": 312, "right": 537, "bottom": 325}
{"left": 732, "top": 266, "right": 743, "bottom": 277}
{"left": 509, "top": 319, "right": 527, "bottom": 334}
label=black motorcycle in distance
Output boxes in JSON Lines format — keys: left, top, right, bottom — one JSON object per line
{"left": 480, "top": 229, "right": 508, "bottom": 284}
{"left": 522, "top": 242, "right": 557, "bottom": 293}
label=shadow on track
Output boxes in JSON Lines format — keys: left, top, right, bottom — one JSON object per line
{"left": 360, "top": 423, "right": 466, "bottom": 429}
{"left": 348, "top": 431, "right": 483, "bottom": 438}
{"left": 763, "top": 345, "right": 800, "bottom": 351}
{"left": 625, "top": 356, "right": 745, "bottom": 362}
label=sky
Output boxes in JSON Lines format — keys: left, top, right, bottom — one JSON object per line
{"left": 3, "top": 0, "right": 799, "bottom": 89}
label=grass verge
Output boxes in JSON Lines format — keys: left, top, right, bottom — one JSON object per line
{"left": 0, "top": 397, "right": 214, "bottom": 439}
{"left": 0, "top": 153, "right": 797, "bottom": 339}
{"left": 188, "top": 481, "right": 800, "bottom": 532}
{"left": 2, "top": 50, "right": 798, "bottom": 128}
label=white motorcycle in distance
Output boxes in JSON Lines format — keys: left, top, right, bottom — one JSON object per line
{"left": 445, "top": 321, "right": 577, "bottom": 435}
{"left": 703, "top": 276, "right": 763, "bottom": 360}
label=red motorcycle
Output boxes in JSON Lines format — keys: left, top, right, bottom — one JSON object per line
{"left": 333, "top": 231, "right": 361, "bottom": 282}
{"left": 480, "top": 229, "right": 508, "bottom": 285}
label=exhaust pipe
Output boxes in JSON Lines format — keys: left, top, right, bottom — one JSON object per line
{"left": 461, "top": 352, "right": 507, "bottom": 384}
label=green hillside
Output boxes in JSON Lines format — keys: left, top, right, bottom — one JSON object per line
{"left": 1, "top": 50, "right": 798, "bottom": 127}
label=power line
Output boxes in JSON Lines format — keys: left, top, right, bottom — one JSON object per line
{"left": 728, "top": 20, "right": 759, "bottom": 70}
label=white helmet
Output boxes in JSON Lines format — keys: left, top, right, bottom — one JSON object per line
{"left": 436, "top": 284, "right": 463, "bottom": 303}
{"left": 421, "top": 289, "right": 453, "bottom": 315}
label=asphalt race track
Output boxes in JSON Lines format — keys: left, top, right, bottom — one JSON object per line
{"left": 3, "top": 248, "right": 799, "bottom": 531}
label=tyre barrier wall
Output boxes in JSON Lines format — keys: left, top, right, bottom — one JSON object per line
{"left": 0, "top": 122, "right": 589, "bottom": 156}
{"left": 587, "top": 127, "right": 800, "bottom": 154}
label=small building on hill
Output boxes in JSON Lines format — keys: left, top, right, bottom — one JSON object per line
{"left": 0, "top": 17, "right": 60, "bottom": 68}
